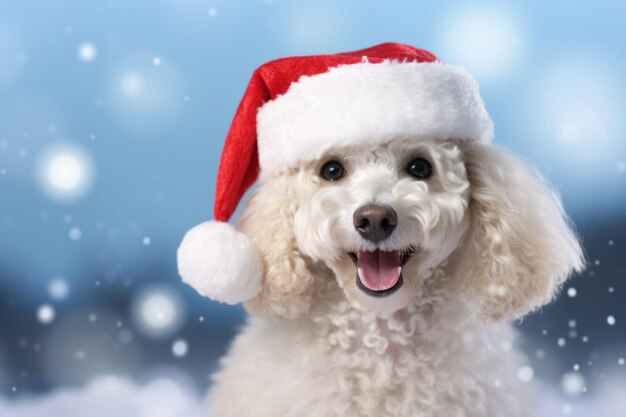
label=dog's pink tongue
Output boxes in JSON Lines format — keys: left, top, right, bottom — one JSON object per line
{"left": 357, "top": 250, "right": 402, "bottom": 291}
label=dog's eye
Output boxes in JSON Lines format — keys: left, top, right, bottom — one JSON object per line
{"left": 406, "top": 158, "right": 432, "bottom": 179}
{"left": 320, "top": 161, "right": 345, "bottom": 181}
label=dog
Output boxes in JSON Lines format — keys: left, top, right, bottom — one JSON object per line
{"left": 207, "top": 136, "right": 584, "bottom": 416}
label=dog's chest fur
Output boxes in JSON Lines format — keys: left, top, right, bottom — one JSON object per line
{"left": 210, "top": 271, "right": 533, "bottom": 417}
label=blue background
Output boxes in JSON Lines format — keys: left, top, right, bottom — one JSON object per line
{"left": 0, "top": 0, "right": 624, "bottom": 415}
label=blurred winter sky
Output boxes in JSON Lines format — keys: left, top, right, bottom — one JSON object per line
{"left": 0, "top": 0, "right": 624, "bottom": 416}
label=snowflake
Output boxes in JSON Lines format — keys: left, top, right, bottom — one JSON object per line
{"left": 48, "top": 278, "right": 70, "bottom": 301}
{"left": 562, "top": 372, "right": 585, "bottom": 397}
{"left": 172, "top": 339, "right": 188, "bottom": 357}
{"left": 37, "top": 304, "right": 55, "bottom": 324}
{"left": 77, "top": 42, "right": 97, "bottom": 62}
{"left": 69, "top": 227, "right": 82, "bottom": 241}
{"left": 517, "top": 366, "right": 534, "bottom": 382}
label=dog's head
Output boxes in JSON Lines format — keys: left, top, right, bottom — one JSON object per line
{"left": 239, "top": 137, "right": 584, "bottom": 321}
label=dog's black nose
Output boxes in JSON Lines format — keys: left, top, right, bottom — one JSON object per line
{"left": 353, "top": 204, "right": 397, "bottom": 242}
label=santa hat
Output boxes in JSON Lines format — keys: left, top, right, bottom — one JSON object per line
{"left": 178, "top": 42, "right": 493, "bottom": 304}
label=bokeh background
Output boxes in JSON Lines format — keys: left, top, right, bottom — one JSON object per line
{"left": 0, "top": 0, "right": 624, "bottom": 416}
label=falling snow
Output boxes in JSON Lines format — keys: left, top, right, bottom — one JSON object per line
{"left": 38, "top": 144, "right": 94, "bottom": 201}
{"left": 561, "top": 372, "right": 586, "bottom": 397}
{"left": 77, "top": 42, "right": 97, "bottom": 62}
{"left": 37, "top": 304, "right": 55, "bottom": 324}
{"left": 69, "top": 227, "right": 82, "bottom": 241}
{"left": 120, "top": 72, "right": 145, "bottom": 98}
{"left": 172, "top": 339, "right": 188, "bottom": 357}
{"left": 440, "top": 6, "right": 522, "bottom": 80}
{"left": 118, "top": 329, "right": 133, "bottom": 345}
{"left": 517, "top": 366, "right": 534, "bottom": 382}
{"left": 132, "top": 288, "right": 184, "bottom": 338}
{"left": 47, "top": 154, "right": 84, "bottom": 190}
{"left": 48, "top": 278, "right": 70, "bottom": 301}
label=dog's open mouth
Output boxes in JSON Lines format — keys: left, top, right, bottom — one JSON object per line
{"left": 348, "top": 249, "right": 414, "bottom": 297}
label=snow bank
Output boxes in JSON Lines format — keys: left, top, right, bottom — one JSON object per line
{"left": 0, "top": 376, "right": 624, "bottom": 417}
{"left": 0, "top": 376, "right": 208, "bottom": 417}
{"left": 538, "top": 382, "right": 626, "bottom": 417}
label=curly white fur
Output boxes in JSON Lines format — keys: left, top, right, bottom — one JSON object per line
{"left": 210, "top": 138, "right": 584, "bottom": 416}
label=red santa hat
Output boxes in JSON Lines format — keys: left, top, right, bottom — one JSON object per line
{"left": 178, "top": 42, "right": 493, "bottom": 304}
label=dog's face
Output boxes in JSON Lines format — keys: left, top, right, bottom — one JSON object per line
{"left": 240, "top": 137, "right": 583, "bottom": 321}
{"left": 293, "top": 138, "right": 470, "bottom": 313}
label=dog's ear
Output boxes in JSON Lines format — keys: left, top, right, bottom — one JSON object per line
{"left": 456, "top": 142, "right": 584, "bottom": 322}
{"left": 236, "top": 174, "right": 315, "bottom": 318}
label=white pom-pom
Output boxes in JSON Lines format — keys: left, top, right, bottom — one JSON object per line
{"left": 177, "top": 221, "right": 262, "bottom": 304}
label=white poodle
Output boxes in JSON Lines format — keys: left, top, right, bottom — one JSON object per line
{"left": 177, "top": 44, "right": 584, "bottom": 417}
{"left": 207, "top": 137, "right": 583, "bottom": 416}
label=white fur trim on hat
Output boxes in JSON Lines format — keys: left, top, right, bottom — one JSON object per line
{"left": 257, "top": 60, "right": 493, "bottom": 177}
{"left": 177, "top": 221, "right": 262, "bottom": 304}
